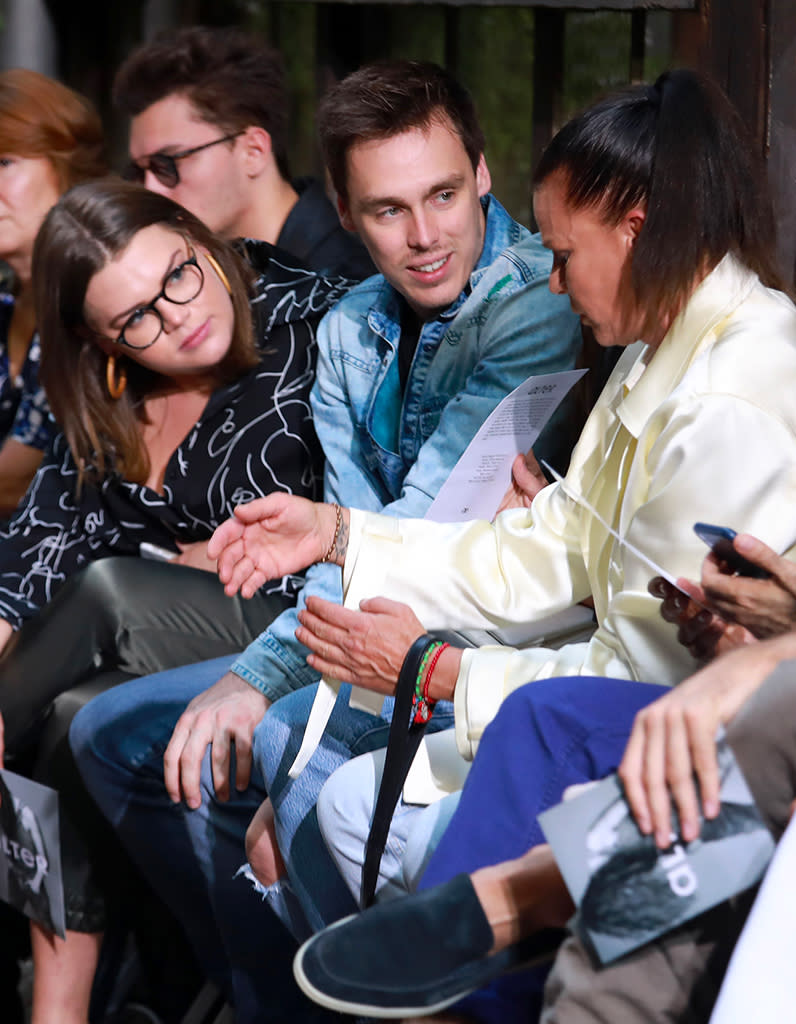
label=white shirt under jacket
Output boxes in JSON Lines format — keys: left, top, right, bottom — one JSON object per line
{"left": 341, "top": 254, "right": 796, "bottom": 760}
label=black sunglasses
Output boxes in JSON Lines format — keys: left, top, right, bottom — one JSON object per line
{"left": 123, "top": 131, "right": 244, "bottom": 189}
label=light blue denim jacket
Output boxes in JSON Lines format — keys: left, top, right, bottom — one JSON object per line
{"left": 231, "top": 195, "right": 582, "bottom": 701}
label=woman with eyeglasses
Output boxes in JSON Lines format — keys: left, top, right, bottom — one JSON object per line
{"left": 0, "top": 69, "right": 107, "bottom": 521}
{"left": 0, "top": 179, "right": 347, "bottom": 1023}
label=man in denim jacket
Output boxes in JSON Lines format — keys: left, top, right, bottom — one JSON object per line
{"left": 72, "top": 60, "right": 581, "bottom": 1022}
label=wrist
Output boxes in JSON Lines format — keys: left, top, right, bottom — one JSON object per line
{"left": 320, "top": 503, "right": 349, "bottom": 566}
{"left": 425, "top": 646, "right": 461, "bottom": 703}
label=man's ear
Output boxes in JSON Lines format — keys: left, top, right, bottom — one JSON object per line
{"left": 337, "top": 194, "right": 356, "bottom": 234}
{"left": 238, "top": 125, "right": 272, "bottom": 178}
{"left": 475, "top": 153, "right": 491, "bottom": 198}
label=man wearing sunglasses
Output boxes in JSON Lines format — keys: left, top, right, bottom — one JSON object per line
{"left": 114, "top": 24, "right": 374, "bottom": 281}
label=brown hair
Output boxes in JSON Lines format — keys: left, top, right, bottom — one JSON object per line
{"left": 33, "top": 180, "right": 258, "bottom": 488}
{"left": 0, "top": 68, "right": 107, "bottom": 190}
{"left": 533, "top": 69, "right": 785, "bottom": 332}
{"left": 113, "top": 25, "right": 290, "bottom": 179}
{"left": 318, "top": 60, "right": 485, "bottom": 203}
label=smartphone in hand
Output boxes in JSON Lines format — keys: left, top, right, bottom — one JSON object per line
{"left": 693, "top": 523, "right": 771, "bottom": 579}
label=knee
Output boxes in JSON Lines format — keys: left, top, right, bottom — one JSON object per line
{"left": 68, "top": 558, "right": 132, "bottom": 611}
{"left": 482, "top": 678, "right": 568, "bottom": 747}
{"left": 252, "top": 686, "right": 319, "bottom": 790}
{"left": 316, "top": 753, "right": 380, "bottom": 859}
{"left": 487, "top": 676, "right": 643, "bottom": 746}
{"left": 245, "top": 799, "right": 285, "bottom": 886}
{"left": 69, "top": 682, "right": 168, "bottom": 776}
{"left": 69, "top": 692, "right": 116, "bottom": 765}
{"left": 494, "top": 677, "right": 583, "bottom": 722}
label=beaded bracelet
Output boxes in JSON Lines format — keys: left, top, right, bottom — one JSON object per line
{"left": 412, "top": 640, "right": 447, "bottom": 724}
{"left": 423, "top": 642, "right": 449, "bottom": 702}
{"left": 321, "top": 503, "right": 342, "bottom": 563}
{"left": 414, "top": 641, "right": 440, "bottom": 700}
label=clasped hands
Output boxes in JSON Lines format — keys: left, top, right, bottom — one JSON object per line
{"left": 296, "top": 595, "right": 427, "bottom": 695}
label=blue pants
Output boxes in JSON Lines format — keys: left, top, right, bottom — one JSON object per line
{"left": 254, "top": 681, "right": 455, "bottom": 930}
{"left": 419, "top": 676, "right": 669, "bottom": 1024}
{"left": 70, "top": 658, "right": 334, "bottom": 1024}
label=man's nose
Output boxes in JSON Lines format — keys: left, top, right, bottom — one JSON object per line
{"left": 407, "top": 208, "right": 439, "bottom": 250}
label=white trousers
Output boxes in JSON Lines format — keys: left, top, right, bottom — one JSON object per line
{"left": 316, "top": 744, "right": 462, "bottom": 905}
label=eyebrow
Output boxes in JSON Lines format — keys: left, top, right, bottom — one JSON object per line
{"left": 109, "top": 246, "right": 185, "bottom": 326}
{"left": 356, "top": 172, "right": 467, "bottom": 214}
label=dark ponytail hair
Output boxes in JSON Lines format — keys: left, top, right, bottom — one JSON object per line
{"left": 534, "top": 70, "right": 784, "bottom": 329}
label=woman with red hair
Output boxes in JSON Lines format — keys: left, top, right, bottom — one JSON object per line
{"left": 0, "top": 69, "right": 107, "bottom": 517}
{"left": 0, "top": 67, "right": 107, "bottom": 1023}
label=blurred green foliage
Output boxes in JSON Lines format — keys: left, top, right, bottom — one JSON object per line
{"left": 457, "top": 9, "right": 536, "bottom": 230}
{"left": 564, "top": 12, "right": 632, "bottom": 118}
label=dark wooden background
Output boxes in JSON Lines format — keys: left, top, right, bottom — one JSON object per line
{"left": 6, "top": 0, "right": 792, "bottom": 282}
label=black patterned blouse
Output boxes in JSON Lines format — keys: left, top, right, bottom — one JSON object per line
{"left": 0, "top": 241, "right": 350, "bottom": 628}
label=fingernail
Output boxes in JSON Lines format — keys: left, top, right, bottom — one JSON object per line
{"left": 703, "top": 798, "right": 719, "bottom": 818}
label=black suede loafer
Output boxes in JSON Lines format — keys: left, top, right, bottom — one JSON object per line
{"left": 293, "top": 873, "right": 566, "bottom": 1018}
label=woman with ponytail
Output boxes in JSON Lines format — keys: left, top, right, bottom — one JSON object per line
{"left": 162, "top": 69, "right": 796, "bottom": 1023}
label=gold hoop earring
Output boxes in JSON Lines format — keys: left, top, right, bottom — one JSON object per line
{"left": 204, "top": 251, "right": 232, "bottom": 295}
{"left": 106, "top": 353, "right": 127, "bottom": 400}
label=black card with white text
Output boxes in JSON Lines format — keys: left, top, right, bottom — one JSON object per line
{"left": 539, "top": 737, "right": 774, "bottom": 964}
{"left": 0, "top": 769, "right": 65, "bottom": 937}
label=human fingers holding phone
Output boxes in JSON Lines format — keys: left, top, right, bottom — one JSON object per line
{"left": 651, "top": 527, "right": 796, "bottom": 662}
{"left": 648, "top": 523, "right": 765, "bottom": 663}
{"left": 693, "top": 523, "right": 772, "bottom": 580}
{"left": 699, "top": 532, "right": 796, "bottom": 640}
{"left": 649, "top": 574, "right": 749, "bottom": 663}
